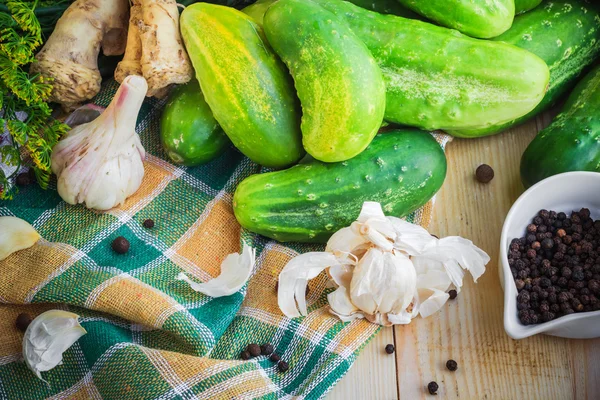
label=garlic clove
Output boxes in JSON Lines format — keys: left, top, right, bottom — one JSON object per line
{"left": 415, "top": 262, "right": 452, "bottom": 292}
{"left": 388, "top": 216, "right": 437, "bottom": 256}
{"left": 326, "top": 226, "right": 368, "bottom": 255}
{"left": 0, "top": 217, "right": 41, "bottom": 261}
{"left": 177, "top": 243, "right": 255, "bottom": 297}
{"left": 417, "top": 289, "right": 450, "bottom": 318}
{"left": 23, "top": 310, "right": 87, "bottom": 380}
{"left": 328, "top": 286, "right": 363, "bottom": 322}
{"left": 328, "top": 264, "right": 354, "bottom": 288}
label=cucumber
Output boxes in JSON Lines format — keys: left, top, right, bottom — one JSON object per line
{"left": 160, "top": 81, "right": 230, "bottom": 166}
{"left": 180, "top": 4, "right": 304, "bottom": 169}
{"left": 515, "top": 0, "right": 542, "bottom": 14}
{"left": 242, "top": 0, "right": 272, "bottom": 25}
{"left": 521, "top": 65, "right": 600, "bottom": 188}
{"left": 397, "top": 0, "right": 514, "bottom": 38}
{"left": 233, "top": 129, "right": 447, "bottom": 243}
{"left": 314, "top": 0, "right": 550, "bottom": 135}
{"left": 454, "top": 0, "right": 600, "bottom": 137}
{"left": 263, "top": 0, "right": 385, "bottom": 163}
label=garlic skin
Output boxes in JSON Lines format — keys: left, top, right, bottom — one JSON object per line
{"left": 23, "top": 310, "right": 87, "bottom": 380}
{"left": 278, "top": 202, "right": 490, "bottom": 326}
{"left": 51, "top": 75, "right": 148, "bottom": 210}
{"left": 0, "top": 216, "right": 41, "bottom": 261}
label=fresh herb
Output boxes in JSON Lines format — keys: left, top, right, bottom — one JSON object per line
{"left": 0, "top": 1, "right": 70, "bottom": 199}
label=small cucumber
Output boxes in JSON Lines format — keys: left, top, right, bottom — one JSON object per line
{"left": 180, "top": 4, "right": 304, "bottom": 169}
{"left": 233, "top": 129, "right": 447, "bottom": 243}
{"left": 515, "top": 0, "right": 542, "bottom": 14}
{"left": 160, "top": 81, "right": 229, "bottom": 166}
{"left": 521, "top": 65, "right": 600, "bottom": 188}
{"left": 397, "top": 0, "right": 514, "bottom": 38}
{"left": 242, "top": 0, "right": 272, "bottom": 25}
{"left": 454, "top": 0, "right": 600, "bottom": 137}
{"left": 314, "top": 0, "right": 549, "bottom": 135}
{"left": 263, "top": 0, "right": 385, "bottom": 163}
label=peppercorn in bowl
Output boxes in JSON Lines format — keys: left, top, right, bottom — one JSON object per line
{"left": 500, "top": 172, "right": 600, "bottom": 339}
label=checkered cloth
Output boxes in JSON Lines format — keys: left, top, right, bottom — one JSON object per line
{"left": 0, "top": 81, "right": 449, "bottom": 399}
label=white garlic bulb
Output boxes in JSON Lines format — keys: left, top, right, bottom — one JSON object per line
{"left": 51, "top": 75, "right": 148, "bottom": 210}
{"left": 0, "top": 216, "right": 40, "bottom": 261}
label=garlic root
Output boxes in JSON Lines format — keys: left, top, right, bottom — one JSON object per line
{"left": 31, "top": 0, "right": 130, "bottom": 109}
{"left": 0, "top": 217, "right": 41, "bottom": 261}
{"left": 51, "top": 75, "right": 148, "bottom": 211}
{"left": 115, "top": 4, "right": 143, "bottom": 83}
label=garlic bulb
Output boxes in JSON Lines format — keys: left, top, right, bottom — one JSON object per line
{"left": 278, "top": 202, "right": 490, "bottom": 326}
{"left": 177, "top": 244, "right": 256, "bottom": 297}
{"left": 0, "top": 216, "right": 40, "bottom": 261}
{"left": 23, "top": 310, "right": 87, "bottom": 380}
{"left": 51, "top": 75, "right": 148, "bottom": 210}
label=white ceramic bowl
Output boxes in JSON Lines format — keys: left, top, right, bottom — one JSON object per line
{"left": 500, "top": 172, "right": 600, "bottom": 339}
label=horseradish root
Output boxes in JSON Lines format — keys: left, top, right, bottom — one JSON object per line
{"left": 114, "top": 4, "right": 143, "bottom": 83}
{"left": 31, "top": 0, "right": 129, "bottom": 109}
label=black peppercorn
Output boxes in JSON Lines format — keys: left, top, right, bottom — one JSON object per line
{"left": 589, "top": 280, "right": 600, "bottom": 294}
{"left": 527, "top": 224, "right": 537, "bottom": 234}
{"left": 261, "top": 344, "right": 274, "bottom": 356}
{"left": 448, "top": 289, "right": 458, "bottom": 300}
{"left": 475, "top": 164, "right": 494, "bottom": 183}
{"left": 270, "top": 353, "right": 280, "bottom": 362}
{"left": 541, "top": 238, "right": 554, "bottom": 250}
{"left": 247, "top": 343, "right": 261, "bottom": 357}
{"left": 427, "top": 381, "right": 439, "bottom": 395}
{"left": 15, "top": 173, "right": 32, "bottom": 187}
{"left": 277, "top": 361, "right": 289, "bottom": 373}
{"left": 385, "top": 344, "right": 395, "bottom": 354}
{"left": 240, "top": 351, "right": 251, "bottom": 360}
{"left": 143, "top": 219, "right": 155, "bottom": 229}
{"left": 15, "top": 313, "right": 33, "bottom": 332}
{"left": 541, "top": 311, "right": 555, "bottom": 322}
{"left": 111, "top": 237, "right": 130, "bottom": 254}
{"left": 446, "top": 359, "right": 458, "bottom": 372}
{"left": 572, "top": 270, "right": 585, "bottom": 282}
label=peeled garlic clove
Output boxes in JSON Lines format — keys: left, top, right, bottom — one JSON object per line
{"left": 418, "top": 289, "right": 450, "bottom": 318}
{"left": 177, "top": 244, "right": 255, "bottom": 297}
{"left": 0, "top": 217, "right": 41, "bottom": 261}
{"left": 23, "top": 310, "right": 87, "bottom": 380}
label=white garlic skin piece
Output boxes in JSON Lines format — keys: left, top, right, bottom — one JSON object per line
{"left": 51, "top": 75, "right": 148, "bottom": 210}
{"left": 0, "top": 216, "right": 41, "bottom": 261}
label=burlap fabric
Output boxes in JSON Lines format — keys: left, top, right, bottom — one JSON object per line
{"left": 0, "top": 81, "right": 450, "bottom": 399}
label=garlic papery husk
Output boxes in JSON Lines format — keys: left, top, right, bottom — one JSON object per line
{"left": 277, "top": 201, "right": 490, "bottom": 326}
{"left": 177, "top": 244, "right": 256, "bottom": 297}
{"left": 51, "top": 75, "right": 148, "bottom": 211}
{"left": 0, "top": 216, "right": 41, "bottom": 261}
{"left": 23, "top": 310, "right": 87, "bottom": 380}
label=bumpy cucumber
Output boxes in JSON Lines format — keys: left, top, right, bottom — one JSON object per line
{"left": 397, "top": 0, "right": 514, "bottom": 38}
{"left": 160, "top": 81, "right": 229, "bottom": 166}
{"left": 263, "top": 0, "right": 385, "bottom": 163}
{"left": 515, "top": 0, "right": 542, "bottom": 14}
{"left": 180, "top": 4, "right": 304, "bottom": 169}
{"left": 314, "top": 0, "right": 549, "bottom": 135}
{"left": 233, "top": 129, "right": 447, "bottom": 243}
{"left": 521, "top": 65, "right": 600, "bottom": 188}
{"left": 455, "top": 0, "right": 600, "bottom": 137}
{"left": 242, "top": 0, "right": 272, "bottom": 25}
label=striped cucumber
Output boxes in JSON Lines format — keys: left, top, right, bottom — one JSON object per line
{"left": 233, "top": 129, "right": 446, "bottom": 243}
{"left": 180, "top": 4, "right": 304, "bottom": 169}
{"left": 314, "top": 0, "right": 549, "bottom": 135}
{"left": 521, "top": 65, "right": 600, "bottom": 188}
{"left": 397, "top": 0, "right": 515, "bottom": 38}
{"left": 263, "top": 0, "right": 385, "bottom": 163}
{"left": 515, "top": 0, "right": 542, "bottom": 14}
{"left": 454, "top": 0, "right": 600, "bottom": 137}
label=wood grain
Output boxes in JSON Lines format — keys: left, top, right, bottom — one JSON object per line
{"left": 328, "top": 115, "right": 600, "bottom": 400}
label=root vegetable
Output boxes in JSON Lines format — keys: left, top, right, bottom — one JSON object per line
{"left": 31, "top": 0, "right": 129, "bottom": 109}
{"left": 114, "top": 4, "right": 143, "bottom": 83}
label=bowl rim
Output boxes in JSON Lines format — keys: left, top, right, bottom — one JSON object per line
{"left": 500, "top": 171, "right": 600, "bottom": 339}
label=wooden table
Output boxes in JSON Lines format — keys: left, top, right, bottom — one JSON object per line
{"left": 328, "top": 114, "right": 600, "bottom": 399}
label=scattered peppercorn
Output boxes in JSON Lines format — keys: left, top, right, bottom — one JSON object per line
{"left": 111, "top": 237, "right": 130, "bottom": 254}
{"left": 385, "top": 344, "right": 395, "bottom": 354}
{"left": 446, "top": 359, "right": 458, "bottom": 372}
{"left": 240, "top": 351, "right": 251, "bottom": 360}
{"left": 510, "top": 208, "right": 600, "bottom": 325}
{"left": 427, "top": 381, "right": 439, "bottom": 395}
{"left": 15, "top": 313, "right": 33, "bottom": 332}
{"left": 475, "top": 164, "right": 494, "bottom": 183}
{"left": 247, "top": 343, "right": 261, "bottom": 357}
{"left": 15, "top": 173, "right": 32, "bottom": 187}
{"left": 270, "top": 353, "right": 281, "bottom": 363}
{"left": 143, "top": 219, "right": 155, "bottom": 229}
{"left": 277, "top": 361, "right": 289, "bottom": 372}
{"left": 261, "top": 344, "right": 274, "bottom": 356}
{"left": 448, "top": 289, "right": 458, "bottom": 300}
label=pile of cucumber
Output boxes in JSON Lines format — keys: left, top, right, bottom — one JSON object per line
{"left": 159, "top": 0, "right": 600, "bottom": 243}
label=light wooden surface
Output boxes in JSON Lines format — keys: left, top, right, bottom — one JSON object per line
{"left": 328, "top": 114, "right": 600, "bottom": 400}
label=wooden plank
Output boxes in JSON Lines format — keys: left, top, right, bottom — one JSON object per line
{"left": 329, "top": 115, "right": 600, "bottom": 399}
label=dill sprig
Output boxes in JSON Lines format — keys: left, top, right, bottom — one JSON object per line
{"left": 0, "top": 0, "right": 70, "bottom": 199}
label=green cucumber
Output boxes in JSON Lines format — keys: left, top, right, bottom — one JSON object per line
{"left": 263, "top": 0, "right": 385, "bottom": 163}
{"left": 314, "top": 0, "right": 550, "bottom": 135}
{"left": 160, "top": 81, "right": 230, "bottom": 166}
{"left": 242, "top": 0, "right": 272, "bottom": 25}
{"left": 515, "top": 0, "right": 542, "bottom": 14}
{"left": 397, "top": 0, "right": 514, "bottom": 38}
{"left": 180, "top": 4, "right": 304, "bottom": 169}
{"left": 453, "top": 0, "right": 600, "bottom": 137}
{"left": 521, "top": 64, "right": 600, "bottom": 188}
{"left": 233, "top": 129, "right": 447, "bottom": 243}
